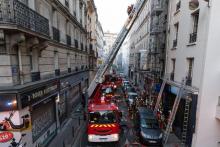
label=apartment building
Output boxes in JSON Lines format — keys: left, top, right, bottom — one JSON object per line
{"left": 0, "top": 0, "right": 102, "bottom": 146}
{"left": 165, "top": 0, "right": 220, "bottom": 146}
{"left": 96, "top": 21, "right": 104, "bottom": 67}
{"left": 128, "top": 0, "right": 168, "bottom": 91}
{"left": 103, "top": 32, "right": 117, "bottom": 59}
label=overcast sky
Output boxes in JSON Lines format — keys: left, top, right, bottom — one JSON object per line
{"left": 94, "top": 0, "right": 136, "bottom": 33}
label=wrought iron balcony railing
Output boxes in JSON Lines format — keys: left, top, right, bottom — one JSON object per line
{"left": 189, "top": 32, "right": 197, "bottom": 43}
{"left": 66, "top": 35, "right": 71, "bottom": 46}
{"left": 0, "top": 0, "right": 49, "bottom": 37}
{"left": 52, "top": 27, "right": 60, "bottom": 42}
{"left": 74, "top": 39, "right": 78, "bottom": 48}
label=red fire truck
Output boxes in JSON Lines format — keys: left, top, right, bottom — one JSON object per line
{"left": 87, "top": 84, "right": 122, "bottom": 143}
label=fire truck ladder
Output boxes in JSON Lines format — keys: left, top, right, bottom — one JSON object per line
{"left": 154, "top": 75, "right": 199, "bottom": 144}
{"left": 181, "top": 98, "right": 190, "bottom": 144}
{"left": 87, "top": 0, "right": 146, "bottom": 96}
{"left": 163, "top": 79, "right": 185, "bottom": 144}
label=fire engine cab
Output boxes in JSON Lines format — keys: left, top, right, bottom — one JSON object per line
{"left": 87, "top": 86, "right": 122, "bottom": 143}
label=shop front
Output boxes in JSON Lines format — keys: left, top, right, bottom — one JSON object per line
{"left": 162, "top": 85, "right": 198, "bottom": 147}
{"left": 19, "top": 80, "right": 58, "bottom": 147}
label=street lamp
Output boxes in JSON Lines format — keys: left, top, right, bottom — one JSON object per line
{"left": 189, "top": 0, "right": 210, "bottom": 10}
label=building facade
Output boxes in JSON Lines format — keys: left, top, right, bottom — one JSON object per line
{"left": 96, "top": 21, "right": 104, "bottom": 67}
{"left": 0, "top": 0, "right": 101, "bottom": 146}
{"left": 165, "top": 0, "right": 220, "bottom": 147}
{"left": 128, "top": 0, "right": 168, "bottom": 92}
{"left": 103, "top": 32, "right": 117, "bottom": 59}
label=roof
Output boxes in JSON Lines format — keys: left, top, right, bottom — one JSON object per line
{"left": 127, "top": 92, "right": 138, "bottom": 95}
{"left": 88, "top": 103, "right": 118, "bottom": 112}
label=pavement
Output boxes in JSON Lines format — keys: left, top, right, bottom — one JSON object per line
{"left": 48, "top": 104, "right": 86, "bottom": 147}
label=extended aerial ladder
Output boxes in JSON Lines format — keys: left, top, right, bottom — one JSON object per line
{"left": 153, "top": 75, "right": 199, "bottom": 144}
{"left": 87, "top": 0, "right": 146, "bottom": 97}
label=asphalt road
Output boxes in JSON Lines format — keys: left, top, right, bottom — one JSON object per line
{"left": 77, "top": 87, "right": 145, "bottom": 147}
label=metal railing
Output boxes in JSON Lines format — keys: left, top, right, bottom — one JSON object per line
{"left": 189, "top": 32, "right": 197, "bottom": 43}
{"left": 0, "top": 0, "right": 49, "bottom": 37}
{"left": 52, "top": 27, "right": 60, "bottom": 42}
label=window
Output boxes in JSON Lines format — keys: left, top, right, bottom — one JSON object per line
{"left": 173, "top": 23, "right": 179, "bottom": 48}
{"left": 186, "top": 58, "right": 194, "bottom": 86}
{"left": 176, "top": 1, "right": 181, "bottom": 11}
{"left": 189, "top": 11, "right": 199, "bottom": 43}
{"left": 54, "top": 51, "right": 59, "bottom": 70}
{"left": 171, "top": 58, "right": 175, "bottom": 80}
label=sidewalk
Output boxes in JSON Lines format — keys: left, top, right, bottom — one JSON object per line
{"left": 48, "top": 105, "right": 86, "bottom": 147}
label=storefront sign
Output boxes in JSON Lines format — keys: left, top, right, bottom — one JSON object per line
{"left": 21, "top": 82, "right": 58, "bottom": 108}
{"left": 0, "top": 132, "right": 13, "bottom": 143}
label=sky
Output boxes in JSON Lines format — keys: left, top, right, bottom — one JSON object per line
{"left": 94, "top": 0, "right": 136, "bottom": 33}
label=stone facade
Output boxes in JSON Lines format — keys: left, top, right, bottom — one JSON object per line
{"left": 0, "top": 0, "right": 102, "bottom": 146}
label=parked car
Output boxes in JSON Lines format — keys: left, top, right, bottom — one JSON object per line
{"left": 135, "top": 107, "right": 163, "bottom": 146}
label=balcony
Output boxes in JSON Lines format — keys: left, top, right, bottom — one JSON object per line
{"left": 66, "top": 35, "right": 71, "bottom": 46}
{"left": 151, "top": 2, "right": 163, "bottom": 16}
{"left": 74, "top": 39, "right": 78, "bottom": 48}
{"left": 189, "top": 32, "right": 197, "bottom": 43}
{"left": 52, "top": 27, "right": 60, "bottom": 42}
{"left": 150, "top": 25, "right": 163, "bottom": 35}
{"left": 173, "top": 39, "right": 177, "bottom": 48}
{"left": 0, "top": 0, "right": 49, "bottom": 37}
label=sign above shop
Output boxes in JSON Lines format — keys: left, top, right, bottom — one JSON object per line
{"left": 0, "top": 131, "right": 13, "bottom": 143}
{"left": 20, "top": 82, "right": 58, "bottom": 108}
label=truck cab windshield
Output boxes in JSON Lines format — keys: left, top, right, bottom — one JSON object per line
{"left": 89, "top": 110, "right": 117, "bottom": 124}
